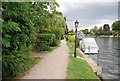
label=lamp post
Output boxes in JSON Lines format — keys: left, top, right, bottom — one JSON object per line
{"left": 74, "top": 20, "right": 79, "bottom": 57}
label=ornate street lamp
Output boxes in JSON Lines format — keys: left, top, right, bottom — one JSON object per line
{"left": 75, "top": 20, "right": 79, "bottom": 28}
{"left": 74, "top": 20, "right": 79, "bottom": 57}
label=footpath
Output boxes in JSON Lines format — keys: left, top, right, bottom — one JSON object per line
{"left": 21, "top": 40, "right": 69, "bottom": 79}
{"left": 20, "top": 40, "right": 101, "bottom": 79}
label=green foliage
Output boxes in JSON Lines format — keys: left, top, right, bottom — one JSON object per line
{"left": 82, "top": 29, "right": 89, "bottom": 36}
{"left": 2, "top": 2, "right": 40, "bottom": 77}
{"left": 2, "top": 21, "right": 23, "bottom": 48}
{"left": 68, "top": 32, "right": 74, "bottom": 36}
{"left": 97, "top": 27, "right": 103, "bottom": 35}
{"left": 66, "top": 35, "right": 82, "bottom": 46}
{"left": 65, "top": 25, "right": 68, "bottom": 35}
{"left": 2, "top": 54, "right": 36, "bottom": 77}
{"left": 76, "top": 37, "right": 82, "bottom": 48}
{"left": 112, "top": 31, "right": 120, "bottom": 36}
{"left": 48, "top": 14, "right": 66, "bottom": 29}
{"left": 68, "top": 29, "right": 74, "bottom": 35}
{"left": 37, "top": 9, "right": 66, "bottom": 40}
{"left": 36, "top": 43, "right": 50, "bottom": 51}
{"left": 66, "top": 35, "right": 75, "bottom": 42}
{"left": 50, "top": 27, "right": 65, "bottom": 40}
{"left": 103, "top": 31, "right": 112, "bottom": 35}
{"left": 35, "top": 33, "right": 57, "bottom": 51}
{"left": 90, "top": 26, "right": 98, "bottom": 35}
{"left": 90, "top": 26, "right": 113, "bottom": 36}
{"left": 37, "top": 33, "right": 56, "bottom": 46}
{"left": 2, "top": 1, "right": 66, "bottom": 77}
{"left": 112, "top": 20, "right": 120, "bottom": 31}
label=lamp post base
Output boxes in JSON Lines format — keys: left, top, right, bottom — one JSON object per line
{"left": 73, "top": 54, "right": 77, "bottom": 58}
{"left": 74, "top": 46, "right": 77, "bottom": 57}
{"left": 74, "top": 50, "right": 77, "bottom": 57}
{"left": 74, "top": 54, "right": 76, "bottom": 57}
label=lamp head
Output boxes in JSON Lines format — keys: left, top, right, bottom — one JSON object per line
{"left": 75, "top": 20, "right": 79, "bottom": 28}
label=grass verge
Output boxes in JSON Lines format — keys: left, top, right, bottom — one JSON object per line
{"left": 34, "top": 57, "right": 43, "bottom": 63}
{"left": 47, "top": 45, "right": 60, "bottom": 52}
{"left": 66, "top": 41, "right": 99, "bottom": 80}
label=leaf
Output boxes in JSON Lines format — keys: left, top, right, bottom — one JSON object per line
{"left": 2, "top": 38, "right": 10, "bottom": 47}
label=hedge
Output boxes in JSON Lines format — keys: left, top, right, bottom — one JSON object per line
{"left": 37, "top": 33, "right": 56, "bottom": 46}
{"left": 2, "top": 2, "right": 36, "bottom": 77}
{"left": 66, "top": 35, "right": 75, "bottom": 42}
{"left": 2, "top": 20, "right": 36, "bottom": 77}
{"left": 35, "top": 33, "right": 57, "bottom": 51}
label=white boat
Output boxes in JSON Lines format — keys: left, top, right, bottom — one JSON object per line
{"left": 110, "top": 35, "right": 113, "bottom": 37}
{"left": 80, "top": 38, "right": 99, "bottom": 54}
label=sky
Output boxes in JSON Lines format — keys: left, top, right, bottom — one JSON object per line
{"left": 56, "top": 0, "right": 119, "bottom": 31}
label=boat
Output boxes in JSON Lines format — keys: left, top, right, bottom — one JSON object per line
{"left": 80, "top": 38, "right": 99, "bottom": 54}
{"left": 110, "top": 35, "right": 113, "bottom": 37}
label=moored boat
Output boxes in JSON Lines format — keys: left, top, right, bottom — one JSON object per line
{"left": 80, "top": 38, "right": 99, "bottom": 54}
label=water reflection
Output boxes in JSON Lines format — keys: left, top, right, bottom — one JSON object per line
{"left": 90, "top": 37, "right": 119, "bottom": 79}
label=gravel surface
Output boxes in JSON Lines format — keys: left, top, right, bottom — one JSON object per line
{"left": 21, "top": 40, "right": 69, "bottom": 79}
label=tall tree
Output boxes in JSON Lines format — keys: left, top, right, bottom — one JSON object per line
{"left": 2, "top": 1, "right": 66, "bottom": 77}
{"left": 90, "top": 26, "right": 98, "bottom": 35}
{"left": 82, "top": 29, "right": 89, "bottom": 36}
{"left": 98, "top": 27, "right": 103, "bottom": 35}
{"left": 112, "top": 20, "right": 120, "bottom": 31}
{"left": 2, "top": 2, "right": 38, "bottom": 77}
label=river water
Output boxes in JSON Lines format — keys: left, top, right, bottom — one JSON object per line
{"left": 89, "top": 37, "right": 120, "bottom": 79}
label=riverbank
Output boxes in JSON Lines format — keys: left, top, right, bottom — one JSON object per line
{"left": 66, "top": 41, "right": 100, "bottom": 80}
{"left": 79, "top": 37, "right": 119, "bottom": 79}
{"left": 77, "top": 48, "right": 102, "bottom": 76}
{"left": 80, "top": 35, "right": 120, "bottom": 38}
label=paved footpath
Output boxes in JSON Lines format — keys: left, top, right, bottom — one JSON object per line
{"left": 21, "top": 40, "right": 69, "bottom": 79}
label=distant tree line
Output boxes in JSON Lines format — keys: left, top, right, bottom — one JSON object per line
{"left": 79, "top": 20, "right": 120, "bottom": 36}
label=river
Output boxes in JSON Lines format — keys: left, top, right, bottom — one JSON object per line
{"left": 89, "top": 37, "right": 120, "bottom": 79}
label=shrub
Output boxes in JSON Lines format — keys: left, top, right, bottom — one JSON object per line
{"left": 35, "top": 33, "right": 57, "bottom": 51}
{"left": 112, "top": 31, "right": 119, "bottom": 36}
{"left": 37, "top": 43, "right": 50, "bottom": 51}
{"left": 37, "top": 33, "right": 56, "bottom": 46}
{"left": 67, "top": 35, "right": 75, "bottom": 42}
{"left": 103, "top": 31, "right": 112, "bottom": 35}
{"left": 38, "top": 34, "right": 53, "bottom": 45}
{"left": 61, "top": 35, "right": 64, "bottom": 40}
{"left": 2, "top": 2, "right": 66, "bottom": 77}
{"left": 76, "top": 37, "right": 82, "bottom": 48}
{"left": 2, "top": 54, "right": 35, "bottom": 77}
{"left": 2, "top": 2, "right": 36, "bottom": 77}
{"left": 2, "top": 21, "right": 36, "bottom": 77}
{"left": 66, "top": 35, "right": 82, "bottom": 47}
{"left": 68, "top": 32, "right": 74, "bottom": 36}
{"left": 50, "top": 27, "right": 65, "bottom": 40}
{"left": 50, "top": 36, "right": 58, "bottom": 47}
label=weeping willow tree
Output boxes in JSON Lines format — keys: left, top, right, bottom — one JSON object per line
{"left": 44, "top": 12, "right": 66, "bottom": 40}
